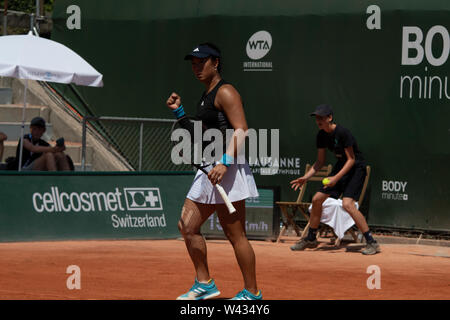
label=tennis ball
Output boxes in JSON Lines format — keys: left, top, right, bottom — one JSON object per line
{"left": 322, "top": 178, "right": 330, "bottom": 185}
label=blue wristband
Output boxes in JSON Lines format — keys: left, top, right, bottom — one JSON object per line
{"left": 172, "top": 105, "right": 185, "bottom": 119}
{"left": 219, "top": 153, "right": 234, "bottom": 167}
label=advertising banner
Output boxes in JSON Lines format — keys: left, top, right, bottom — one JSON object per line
{"left": 0, "top": 172, "right": 193, "bottom": 242}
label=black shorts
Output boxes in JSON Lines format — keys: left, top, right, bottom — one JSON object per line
{"left": 318, "top": 164, "right": 366, "bottom": 201}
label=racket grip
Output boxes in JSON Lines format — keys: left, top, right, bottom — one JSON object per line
{"left": 215, "top": 184, "right": 236, "bottom": 214}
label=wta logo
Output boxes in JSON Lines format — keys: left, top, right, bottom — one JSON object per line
{"left": 243, "top": 30, "right": 273, "bottom": 72}
{"left": 246, "top": 30, "right": 272, "bottom": 60}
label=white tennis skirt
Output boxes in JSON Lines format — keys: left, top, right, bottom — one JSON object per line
{"left": 186, "top": 161, "right": 259, "bottom": 204}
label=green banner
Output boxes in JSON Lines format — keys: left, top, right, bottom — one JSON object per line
{"left": 0, "top": 172, "right": 194, "bottom": 242}
{"left": 50, "top": 1, "right": 450, "bottom": 231}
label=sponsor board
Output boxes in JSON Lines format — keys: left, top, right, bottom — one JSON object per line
{"left": 0, "top": 174, "right": 193, "bottom": 241}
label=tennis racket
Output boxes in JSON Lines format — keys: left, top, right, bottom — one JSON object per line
{"left": 170, "top": 116, "right": 236, "bottom": 214}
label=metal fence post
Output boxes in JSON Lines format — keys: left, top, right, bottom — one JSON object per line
{"left": 30, "top": 13, "right": 35, "bottom": 32}
{"left": 81, "top": 117, "right": 87, "bottom": 171}
{"left": 2, "top": 0, "right": 7, "bottom": 36}
{"left": 35, "top": 0, "right": 40, "bottom": 33}
{"left": 2, "top": 14, "right": 6, "bottom": 36}
{"left": 139, "top": 122, "right": 144, "bottom": 171}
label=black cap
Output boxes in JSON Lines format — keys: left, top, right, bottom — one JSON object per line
{"left": 310, "top": 104, "right": 333, "bottom": 117}
{"left": 30, "top": 116, "right": 46, "bottom": 128}
{"left": 184, "top": 44, "right": 221, "bottom": 60}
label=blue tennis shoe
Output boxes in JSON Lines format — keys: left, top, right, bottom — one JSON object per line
{"left": 176, "top": 278, "right": 221, "bottom": 300}
{"left": 231, "top": 288, "right": 263, "bottom": 300}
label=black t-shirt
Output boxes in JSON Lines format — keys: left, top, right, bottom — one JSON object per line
{"left": 16, "top": 134, "right": 50, "bottom": 167}
{"left": 316, "top": 124, "right": 365, "bottom": 167}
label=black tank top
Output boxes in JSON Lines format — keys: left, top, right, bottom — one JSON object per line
{"left": 196, "top": 79, "right": 232, "bottom": 131}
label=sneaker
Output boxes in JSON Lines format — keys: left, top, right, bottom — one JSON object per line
{"left": 231, "top": 288, "right": 263, "bottom": 300}
{"left": 290, "top": 239, "right": 318, "bottom": 251}
{"left": 362, "top": 242, "right": 381, "bottom": 255}
{"left": 176, "top": 278, "right": 221, "bottom": 300}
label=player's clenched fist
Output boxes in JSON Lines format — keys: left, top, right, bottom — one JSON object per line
{"left": 166, "top": 92, "right": 182, "bottom": 110}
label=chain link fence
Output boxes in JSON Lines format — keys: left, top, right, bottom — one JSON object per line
{"left": 81, "top": 116, "right": 194, "bottom": 172}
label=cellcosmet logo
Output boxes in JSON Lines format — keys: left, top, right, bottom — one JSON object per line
{"left": 32, "top": 187, "right": 163, "bottom": 213}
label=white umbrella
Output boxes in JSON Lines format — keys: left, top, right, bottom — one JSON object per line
{"left": 0, "top": 32, "right": 103, "bottom": 171}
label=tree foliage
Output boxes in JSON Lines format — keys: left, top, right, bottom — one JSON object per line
{"left": 0, "top": 0, "right": 55, "bottom": 14}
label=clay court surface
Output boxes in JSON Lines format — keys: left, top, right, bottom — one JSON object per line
{"left": 0, "top": 239, "right": 448, "bottom": 300}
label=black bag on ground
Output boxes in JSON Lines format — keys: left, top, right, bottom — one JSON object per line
{"left": 5, "top": 156, "right": 19, "bottom": 171}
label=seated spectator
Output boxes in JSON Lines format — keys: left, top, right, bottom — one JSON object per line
{"left": 16, "top": 117, "right": 71, "bottom": 171}
{"left": 0, "top": 131, "right": 7, "bottom": 162}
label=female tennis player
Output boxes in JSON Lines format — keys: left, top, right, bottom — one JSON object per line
{"left": 166, "top": 43, "right": 262, "bottom": 300}
{"left": 290, "top": 104, "right": 380, "bottom": 255}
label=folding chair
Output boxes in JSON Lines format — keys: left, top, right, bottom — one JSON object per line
{"left": 275, "top": 164, "right": 332, "bottom": 243}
